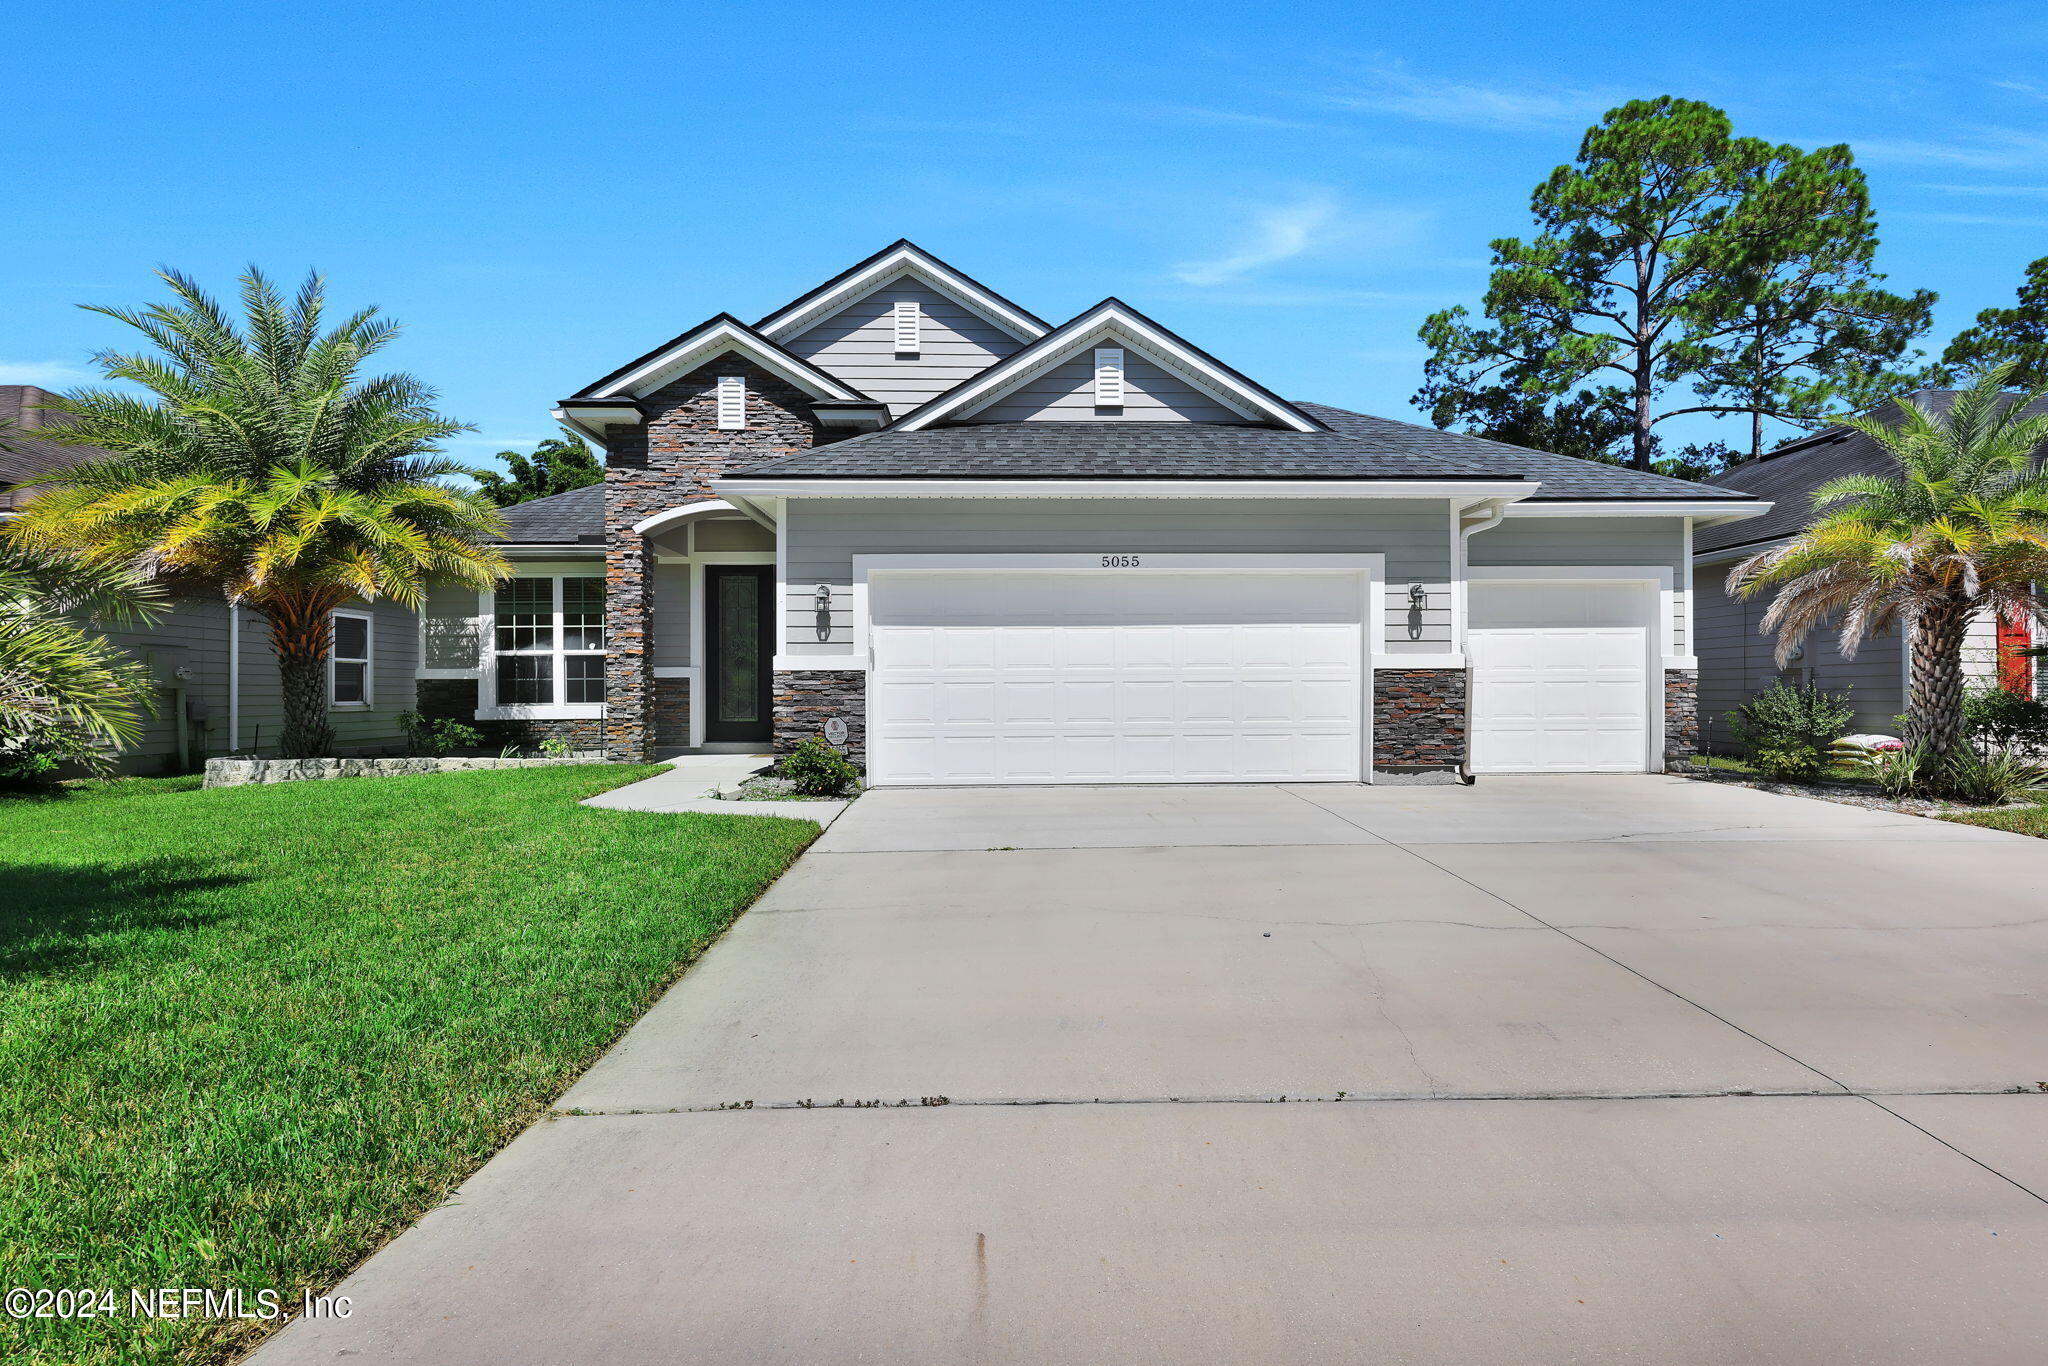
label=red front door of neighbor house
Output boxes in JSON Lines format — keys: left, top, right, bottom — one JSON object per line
{"left": 1998, "top": 612, "right": 2034, "bottom": 698}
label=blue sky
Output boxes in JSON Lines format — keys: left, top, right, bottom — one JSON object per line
{"left": 7, "top": 0, "right": 2048, "bottom": 470}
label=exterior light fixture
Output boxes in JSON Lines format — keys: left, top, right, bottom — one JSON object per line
{"left": 814, "top": 584, "right": 833, "bottom": 642}
{"left": 1407, "top": 583, "right": 1428, "bottom": 607}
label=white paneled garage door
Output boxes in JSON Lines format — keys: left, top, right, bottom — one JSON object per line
{"left": 1468, "top": 582, "right": 1652, "bottom": 774}
{"left": 867, "top": 570, "right": 1364, "bottom": 785}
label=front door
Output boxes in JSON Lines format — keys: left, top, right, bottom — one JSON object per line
{"left": 704, "top": 565, "right": 773, "bottom": 743}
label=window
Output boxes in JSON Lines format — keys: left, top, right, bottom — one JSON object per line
{"left": 715, "top": 375, "right": 745, "bottom": 430}
{"left": 330, "top": 611, "right": 373, "bottom": 706}
{"left": 893, "top": 299, "right": 921, "bottom": 354}
{"left": 1093, "top": 347, "right": 1124, "bottom": 407}
{"left": 493, "top": 576, "right": 605, "bottom": 709}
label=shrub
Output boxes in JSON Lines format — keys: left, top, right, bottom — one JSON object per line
{"left": 538, "top": 736, "right": 574, "bottom": 758}
{"left": 1728, "top": 680, "right": 1856, "bottom": 782}
{"left": 1856, "top": 743, "right": 1939, "bottom": 799}
{"left": 398, "top": 711, "right": 483, "bottom": 757}
{"left": 1962, "top": 685, "right": 2048, "bottom": 756}
{"left": 0, "top": 745, "right": 65, "bottom": 791}
{"left": 1942, "top": 748, "right": 2048, "bottom": 806}
{"left": 773, "top": 736, "right": 861, "bottom": 797}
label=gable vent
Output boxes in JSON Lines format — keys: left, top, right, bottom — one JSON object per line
{"left": 893, "top": 300, "right": 922, "bottom": 354}
{"left": 716, "top": 375, "right": 745, "bottom": 430}
{"left": 1093, "top": 347, "right": 1125, "bottom": 407}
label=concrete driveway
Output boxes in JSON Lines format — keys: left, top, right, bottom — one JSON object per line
{"left": 255, "top": 777, "right": 2048, "bottom": 1365}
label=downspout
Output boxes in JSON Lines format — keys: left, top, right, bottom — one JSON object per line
{"left": 1454, "top": 499, "right": 1510, "bottom": 784}
{"left": 228, "top": 604, "right": 241, "bottom": 755}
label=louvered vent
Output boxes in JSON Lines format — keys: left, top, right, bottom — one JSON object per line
{"left": 1093, "top": 347, "right": 1125, "bottom": 407}
{"left": 893, "top": 300, "right": 922, "bottom": 354}
{"left": 716, "top": 375, "right": 745, "bottom": 430}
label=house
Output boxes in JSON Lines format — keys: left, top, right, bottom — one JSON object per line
{"left": 1693, "top": 392, "right": 2043, "bottom": 753}
{"left": 3, "top": 384, "right": 420, "bottom": 771}
{"left": 414, "top": 242, "right": 1766, "bottom": 784}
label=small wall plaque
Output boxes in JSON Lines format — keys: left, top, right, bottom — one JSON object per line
{"left": 823, "top": 717, "right": 849, "bottom": 746}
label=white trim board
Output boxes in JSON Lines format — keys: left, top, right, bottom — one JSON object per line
{"left": 887, "top": 299, "right": 1320, "bottom": 434}
{"left": 595, "top": 317, "right": 871, "bottom": 404}
{"left": 717, "top": 478, "right": 1538, "bottom": 501}
{"left": 755, "top": 245, "right": 1048, "bottom": 345}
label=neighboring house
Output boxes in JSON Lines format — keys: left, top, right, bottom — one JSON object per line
{"left": 415, "top": 241, "right": 1766, "bottom": 783}
{"left": 1693, "top": 391, "right": 2043, "bottom": 752}
{"left": 2, "top": 384, "right": 419, "bottom": 771}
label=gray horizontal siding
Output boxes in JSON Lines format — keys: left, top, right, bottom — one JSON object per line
{"left": 1693, "top": 557, "right": 1904, "bottom": 748}
{"left": 786, "top": 279, "right": 1024, "bottom": 417}
{"left": 90, "top": 594, "right": 417, "bottom": 770}
{"left": 651, "top": 561, "right": 692, "bottom": 669}
{"left": 1468, "top": 515, "right": 1690, "bottom": 654}
{"left": 976, "top": 351, "right": 1242, "bottom": 423}
{"left": 781, "top": 498, "right": 1454, "bottom": 654}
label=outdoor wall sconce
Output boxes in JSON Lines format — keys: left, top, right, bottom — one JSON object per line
{"left": 1406, "top": 582, "right": 1427, "bottom": 641}
{"left": 814, "top": 584, "right": 833, "bottom": 642}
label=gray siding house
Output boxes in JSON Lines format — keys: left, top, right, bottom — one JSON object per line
{"left": 4, "top": 383, "right": 420, "bottom": 772}
{"left": 415, "top": 242, "right": 1766, "bottom": 784}
{"left": 1693, "top": 394, "right": 2040, "bottom": 752}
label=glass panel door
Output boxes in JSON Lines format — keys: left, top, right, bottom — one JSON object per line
{"left": 705, "top": 566, "right": 772, "bottom": 742}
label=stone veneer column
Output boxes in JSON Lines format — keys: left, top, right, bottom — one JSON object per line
{"left": 773, "top": 671, "right": 866, "bottom": 766}
{"left": 1663, "top": 669, "right": 1699, "bottom": 770}
{"left": 599, "top": 357, "right": 819, "bottom": 761}
{"left": 1372, "top": 668, "right": 1468, "bottom": 774}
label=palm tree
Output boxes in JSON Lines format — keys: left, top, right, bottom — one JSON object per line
{"left": 0, "top": 546, "right": 163, "bottom": 773}
{"left": 3, "top": 268, "right": 509, "bottom": 757}
{"left": 1729, "top": 365, "right": 2048, "bottom": 754}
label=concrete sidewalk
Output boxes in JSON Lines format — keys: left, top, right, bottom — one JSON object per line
{"left": 580, "top": 751, "right": 851, "bottom": 825}
{"left": 254, "top": 776, "right": 2048, "bottom": 1366}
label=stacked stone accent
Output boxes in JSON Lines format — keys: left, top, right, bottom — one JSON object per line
{"left": 601, "top": 357, "right": 820, "bottom": 761}
{"left": 415, "top": 678, "right": 604, "bottom": 751}
{"left": 1663, "top": 668, "right": 1700, "bottom": 770}
{"left": 651, "top": 677, "right": 690, "bottom": 751}
{"left": 1373, "top": 668, "right": 1468, "bottom": 773}
{"left": 773, "top": 671, "right": 866, "bottom": 766}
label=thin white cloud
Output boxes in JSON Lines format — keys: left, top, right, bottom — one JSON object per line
{"left": 1326, "top": 61, "right": 1609, "bottom": 132}
{"left": 1855, "top": 128, "right": 2048, "bottom": 170}
{"left": 1896, "top": 210, "right": 2048, "bottom": 228}
{"left": 1173, "top": 193, "right": 1367, "bottom": 287}
{"left": 1144, "top": 104, "right": 1322, "bottom": 132}
{"left": 0, "top": 361, "right": 94, "bottom": 387}
{"left": 1919, "top": 182, "right": 2048, "bottom": 197}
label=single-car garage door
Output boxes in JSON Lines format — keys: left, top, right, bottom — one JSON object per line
{"left": 867, "top": 569, "right": 1364, "bottom": 785}
{"left": 1468, "top": 581, "right": 1652, "bottom": 774}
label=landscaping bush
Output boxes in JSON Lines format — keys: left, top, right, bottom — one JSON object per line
{"left": 1942, "top": 748, "right": 2048, "bottom": 805}
{"left": 398, "top": 711, "right": 483, "bottom": 757}
{"left": 773, "top": 736, "right": 861, "bottom": 796}
{"left": 1727, "top": 680, "right": 1856, "bottom": 782}
{"left": 1962, "top": 685, "right": 2048, "bottom": 756}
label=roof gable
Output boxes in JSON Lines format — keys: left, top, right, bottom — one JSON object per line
{"left": 892, "top": 299, "right": 1325, "bottom": 434}
{"left": 781, "top": 276, "right": 1028, "bottom": 419}
{"left": 569, "top": 314, "right": 870, "bottom": 404}
{"left": 755, "top": 240, "right": 1048, "bottom": 346}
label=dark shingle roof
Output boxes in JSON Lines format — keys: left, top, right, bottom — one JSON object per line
{"left": 490, "top": 483, "right": 605, "bottom": 543}
{"left": 739, "top": 403, "right": 1758, "bottom": 501}
{"left": 1695, "top": 391, "right": 2048, "bottom": 555}
{"left": 0, "top": 386, "right": 108, "bottom": 511}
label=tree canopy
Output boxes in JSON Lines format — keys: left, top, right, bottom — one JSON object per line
{"left": 1936, "top": 256, "right": 2048, "bottom": 391}
{"left": 475, "top": 430, "right": 603, "bottom": 506}
{"left": 1418, "top": 97, "right": 1932, "bottom": 468}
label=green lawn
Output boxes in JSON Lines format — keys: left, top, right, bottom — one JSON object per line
{"left": 0, "top": 765, "right": 817, "bottom": 1366}
{"left": 1938, "top": 797, "right": 2048, "bottom": 838}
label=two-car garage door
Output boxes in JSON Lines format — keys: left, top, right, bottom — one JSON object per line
{"left": 867, "top": 570, "right": 1364, "bottom": 785}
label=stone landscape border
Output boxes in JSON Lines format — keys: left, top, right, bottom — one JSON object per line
{"left": 204, "top": 756, "right": 604, "bottom": 789}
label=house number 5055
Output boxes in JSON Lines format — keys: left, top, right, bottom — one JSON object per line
{"left": 1099, "top": 555, "right": 1142, "bottom": 567}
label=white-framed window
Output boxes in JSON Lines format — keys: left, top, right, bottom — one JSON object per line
{"left": 490, "top": 575, "right": 606, "bottom": 709}
{"left": 330, "top": 610, "right": 373, "bottom": 707}
{"left": 716, "top": 375, "right": 746, "bottom": 430}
